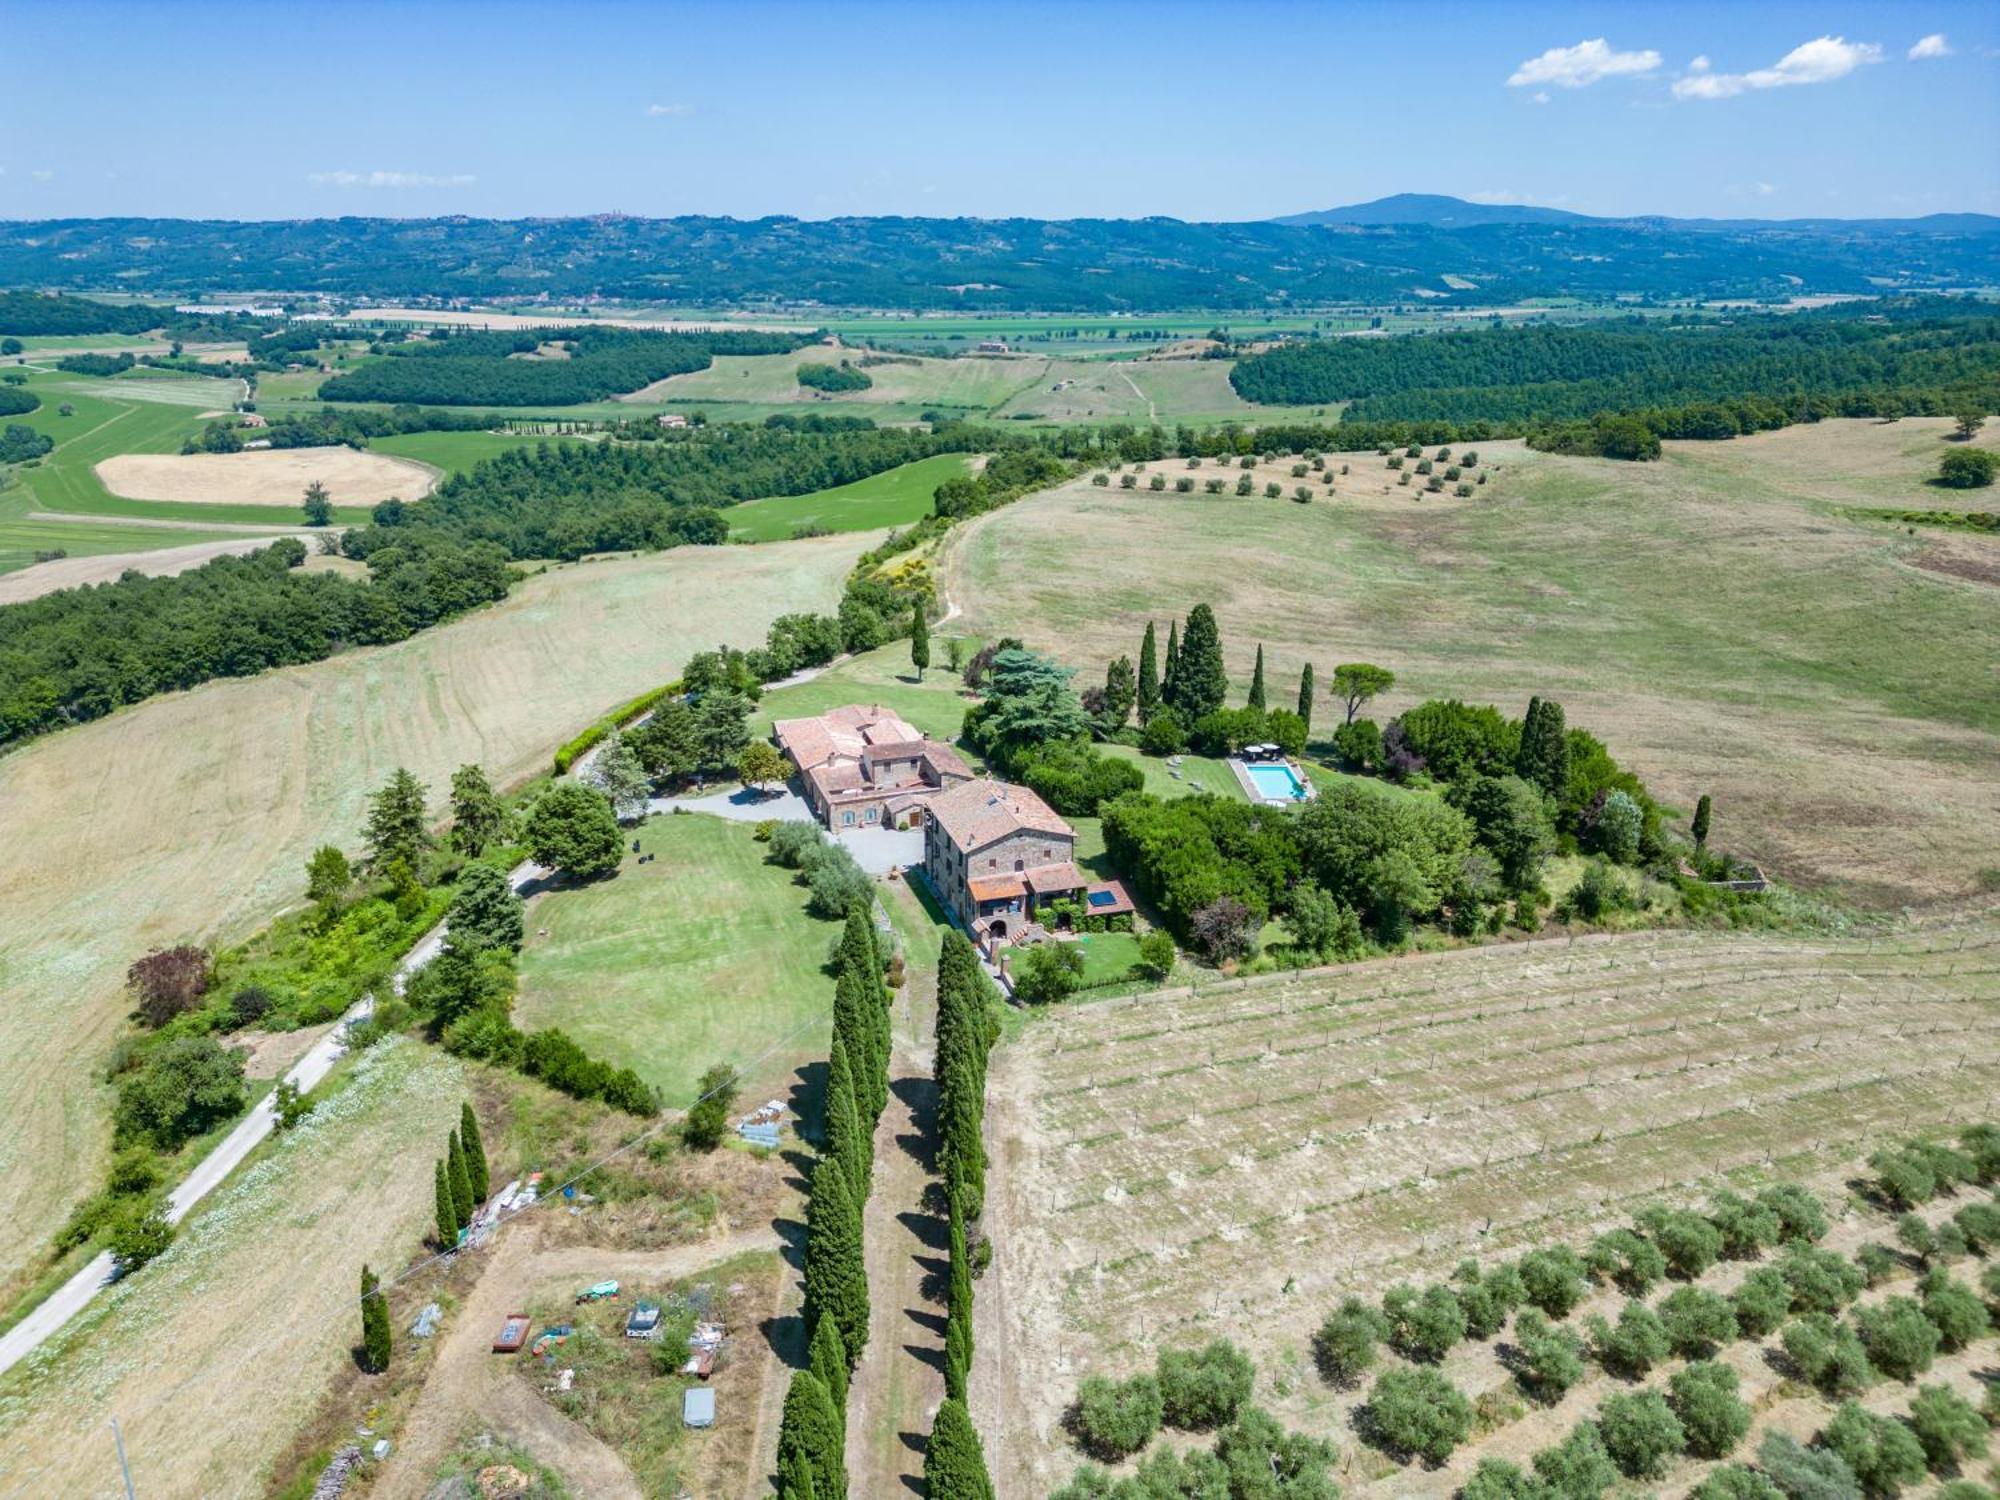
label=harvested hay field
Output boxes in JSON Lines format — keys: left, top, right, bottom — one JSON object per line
{"left": 0, "top": 533, "right": 317, "bottom": 604}
{"left": 945, "top": 422, "right": 2000, "bottom": 909}
{"left": 95, "top": 445, "right": 436, "bottom": 507}
{"left": 981, "top": 920, "right": 2000, "bottom": 1497}
{"left": 0, "top": 533, "right": 870, "bottom": 1309}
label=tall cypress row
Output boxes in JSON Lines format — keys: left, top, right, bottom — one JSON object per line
{"left": 776, "top": 1368, "right": 846, "bottom": 1500}
{"left": 804, "top": 1156, "right": 869, "bottom": 1365}
{"left": 1247, "top": 644, "right": 1266, "bottom": 709}
{"left": 1297, "top": 663, "right": 1315, "bottom": 734}
{"left": 923, "top": 1398, "right": 995, "bottom": 1500}
{"left": 808, "top": 1313, "right": 849, "bottom": 1441}
{"left": 434, "top": 1158, "right": 460, "bottom": 1246}
{"left": 447, "top": 1129, "right": 475, "bottom": 1225}
{"left": 824, "top": 1032, "right": 870, "bottom": 1205}
{"left": 1161, "top": 620, "right": 1181, "bottom": 712}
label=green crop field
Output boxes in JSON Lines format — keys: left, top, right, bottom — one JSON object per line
{"left": 514, "top": 814, "right": 846, "bottom": 1106}
{"left": 728, "top": 452, "right": 971, "bottom": 540}
{"left": 366, "top": 428, "right": 546, "bottom": 476}
{"left": 0, "top": 492, "right": 248, "bottom": 577}
{"left": 946, "top": 418, "right": 2000, "bottom": 910}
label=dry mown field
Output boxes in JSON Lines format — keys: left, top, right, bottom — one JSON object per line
{"left": 95, "top": 445, "right": 437, "bottom": 507}
{"left": 945, "top": 420, "right": 2000, "bottom": 910}
{"left": 980, "top": 920, "right": 2000, "bottom": 1496}
{"left": 0, "top": 535, "right": 870, "bottom": 1307}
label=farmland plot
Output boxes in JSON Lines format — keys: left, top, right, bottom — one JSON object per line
{"left": 979, "top": 920, "right": 2000, "bottom": 1497}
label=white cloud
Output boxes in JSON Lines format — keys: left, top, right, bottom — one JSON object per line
{"left": 1908, "top": 33, "right": 1950, "bottom": 60}
{"left": 1509, "top": 37, "right": 1662, "bottom": 88}
{"left": 1532, "top": 90, "right": 1551, "bottom": 104}
{"left": 1672, "top": 35, "right": 1882, "bottom": 99}
{"left": 308, "top": 169, "right": 476, "bottom": 189}
{"left": 645, "top": 102, "right": 693, "bottom": 117}
{"left": 1689, "top": 55, "right": 1710, "bottom": 72}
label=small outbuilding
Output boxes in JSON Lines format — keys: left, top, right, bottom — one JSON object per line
{"left": 683, "top": 1386, "right": 716, "bottom": 1428}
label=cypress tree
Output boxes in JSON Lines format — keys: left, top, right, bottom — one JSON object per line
{"left": 1161, "top": 620, "right": 1181, "bottom": 712}
{"left": 1137, "top": 622, "right": 1160, "bottom": 720}
{"left": 1297, "top": 663, "right": 1315, "bottom": 734}
{"left": 448, "top": 1129, "right": 475, "bottom": 1225}
{"left": 434, "top": 1158, "right": 460, "bottom": 1246}
{"left": 836, "top": 906, "right": 887, "bottom": 1116}
{"left": 808, "top": 1312, "right": 850, "bottom": 1441}
{"left": 1176, "top": 605, "right": 1228, "bottom": 721}
{"left": 1247, "top": 644, "right": 1266, "bottom": 709}
{"left": 944, "top": 1306, "right": 971, "bottom": 1401}
{"left": 939, "top": 1048, "right": 987, "bottom": 1221}
{"left": 948, "top": 1195, "right": 975, "bottom": 1365}
{"left": 824, "top": 1032, "right": 870, "bottom": 1205}
{"left": 459, "top": 1101, "right": 488, "bottom": 1203}
{"left": 778, "top": 1448, "right": 818, "bottom": 1500}
{"left": 776, "top": 1369, "right": 846, "bottom": 1500}
{"left": 1692, "top": 794, "right": 1713, "bottom": 850}
{"left": 910, "top": 599, "right": 930, "bottom": 682}
{"left": 923, "top": 1398, "right": 995, "bottom": 1500}
{"left": 360, "top": 1263, "right": 392, "bottom": 1373}
{"left": 1516, "top": 697, "right": 1569, "bottom": 799}
{"left": 804, "top": 1157, "right": 869, "bottom": 1365}
{"left": 834, "top": 963, "right": 885, "bottom": 1132}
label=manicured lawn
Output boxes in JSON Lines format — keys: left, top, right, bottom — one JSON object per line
{"left": 758, "top": 641, "right": 979, "bottom": 745}
{"left": 514, "top": 813, "right": 844, "bottom": 1107}
{"left": 728, "top": 453, "right": 971, "bottom": 541}
{"left": 1098, "top": 742, "right": 1243, "bottom": 800}
{"left": 1067, "top": 930, "right": 1145, "bottom": 989}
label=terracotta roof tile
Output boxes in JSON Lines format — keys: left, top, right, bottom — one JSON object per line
{"left": 927, "top": 778, "right": 1073, "bottom": 853}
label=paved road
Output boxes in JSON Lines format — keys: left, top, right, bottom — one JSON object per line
{"left": 0, "top": 861, "right": 542, "bottom": 1378}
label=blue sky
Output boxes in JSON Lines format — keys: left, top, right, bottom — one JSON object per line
{"left": 2, "top": 0, "right": 1995, "bottom": 222}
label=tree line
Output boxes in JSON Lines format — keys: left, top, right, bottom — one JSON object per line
{"left": 0, "top": 535, "right": 516, "bottom": 746}
{"left": 318, "top": 326, "right": 810, "bottom": 406}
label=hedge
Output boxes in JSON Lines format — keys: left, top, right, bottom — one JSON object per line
{"left": 552, "top": 680, "right": 682, "bottom": 773}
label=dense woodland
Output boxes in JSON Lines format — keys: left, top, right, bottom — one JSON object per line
{"left": 4, "top": 216, "right": 1997, "bottom": 308}
{"left": 0, "top": 537, "right": 515, "bottom": 745}
{"left": 1231, "top": 306, "right": 2000, "bottom": 427}
{"left": 0, "top": 289, "right": 277, "bottom": 342}
{"left": 317, "top": 326, "right": 809, "bottom": 406}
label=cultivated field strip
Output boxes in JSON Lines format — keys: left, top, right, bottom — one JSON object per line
{"left": 983, "top": 923, "right": 2000, "bottom": 1495}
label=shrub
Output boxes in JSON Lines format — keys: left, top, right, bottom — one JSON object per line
{"left": 1907, "top": 1383, "right": 1988, "bottom": 1473}
{"left": 126, "top": 944, "right": 212, "bottom": 1028}
{"left": 1693, "top": 1466, "right": 1785, "bottom": 1499}
{"left": 1189, "top": 897, "right": 1260, "bottom": 963}
{"left": 1661, "top": 1285, "right": 1738, "bottom": 1358}
{"left": 1149, "top": 473, "right": 1166, "bottom": 491}
{"left": 1532, "top": 1421, "right": 1618, "bottom": 1498}
{"left": 229, "top": 985, "right": 275, "bottom": 1027}
{"left": 1760, "top": 1183, "right": 1830, "bottom": 1243}
{"left": 1313, "top": 1296, "right": 1387, "bottom": 1387}
{"left": 1759, "top": 1430, "right": 1864, "bottom": 1500}
{"left": 1733, "top": 1265, "right": 1795, "bottom": 1337}
{"left": 1071, "top": 1372, "right": 1162, "bottom": 1460}
{"left": 1512, "top": 1309, "right": 1586, "bottom": 1401}
{"left": 682, "top": 1062, "right": 740, "bottom": 1151}
{"left": 1135, "top": 929, "right": 1176, "bottom": 980}
{"left": 1854, "top": 1296, "right": 1940, "bottom": 1381}
{"left": 1597, "top": 1390, "right": 1684, "bottom": 1479}
{"left": 1174, "top": 476, "right": 1195, "bottom": 493}
{"left": 1854, "top": 1244, "right": 1898, "bottom": 1288}
{"left": 1118, "top": 472, "right": 1136, "bottom": 488}
{"left": 1517, "top": 1246, "right": 1588, "bottom": 1316}
{"left": 1710, "top": 1190, "right": 1783, "bottom": 1258}
{"left": 1453, "top": 1259, "right": 1524, "bottom": 1340}
{"left": 804, "top": 843, "right": 873, "bottom": 919}
{"left": 1784, "top": 1313, "right": 1876, "bottom": 1397}
{"left": 113, "top": 1036, "right": 247, "bottom": 1150}
{"left": 1869, "top": 1146, "right": 1939, "bottom": 1209}
{"left": 1213, "top": 1407, "right": 1336, "bottom": 1495}
{"left": 1589, "top": 1300, "right": 1670, "bottom": 1378}
{"left": 1330, "top": 717, "right": 1382, "bottom": 772}
{"left": 1777, "top": 1243, "right": 1868, "bottom": 1315}
{"left": 1461, "top": 1458, "right": 1543, "bottom": 1500}
{"left": 1917, "top": 1267, "right": 1989, "bottom": 1351}
{"left": 1156, "top": 1339, "right": 1255, "bottom": 1430}
{"left": 1670, "top": 1360, "right": 1751, "bottom": 1459}
{"left": 109, "top": 1209, "right": 175, "bottom": 1272}
{"left": 1937, "top": 448, "right": 1998, "bottom": 488}
{"left": 1960, "top": 1122, "right": 2000, "bottom": 1181}
{"left": 767, "top": 819, "right": 823, "bottom": 868}
{"left": 1383, "top": 1282, "right": 1466, "bottom": 1362}
{"left": 1013, "top": 941, "right": 1086, "bottom": 1004}
{"left": 1953, "top": 1201, "right": 2000, "bottom": 1252}
{"left": 1640, "top": 1205, "right": 1725, "bottom": 1279}
{"left": 1365, "top": 1365, "right": 1473, "bottom": 1465}
{"left": 1822, "top": 1401, "right": 1927, "bottom": 1498}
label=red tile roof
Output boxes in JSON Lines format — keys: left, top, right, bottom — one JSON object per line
{"left": 927, "top": 778, "right": 1073, "bottom": 853}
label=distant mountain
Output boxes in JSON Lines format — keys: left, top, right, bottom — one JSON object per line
{"left": 1273, "top": 194, "right": 1594, "bottom": 229}
{"left": 1275, "top": 193, "right": 2000, "bottom": 236}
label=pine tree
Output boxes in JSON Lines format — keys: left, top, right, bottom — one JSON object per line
{"left": 360, "top": 1263, "right": 392, "bottom": 1373}
{"left": 808, "top": 1312, "right": 850, "bottom": 1441}
{"left": 1176, "top": 605, "right": 1228, "bottom": 721}
{"left": 1297, "top": 663, "right": 1315, "bottom": 735}
{"left": 459, "top": 1101, "right": 489, "bottom": 1203}
{"left": 1247, "top": 644, "right": 1266, "bottom": 709}
{"left": 824, "top": 1033, "right": 870, "bottom": 1205}
{"left": 910, "top": 600, "right": 931, "bottom": 682}
{"left": 1161, "top": 620, "right": 1181, "bottom": 712}
{"left": 434, "top": 1158, "right": 460, "bottom": 1246}
{"left": 448, "top": 763, "right": 504, "bottom": 856}
{"left": 1692, "top": 794, "right": 1713, "bottom": 850}
{"left": 448, "top": 1130, "right": 475, "bottom": 1224}
{"left": 804, "top": 1157, "right": 870, "bottom": 1365}
{"left": 365, "top": 767, "right": 431, "bottom": 869}
{"left": 1137, "top": 622, "right": 1160, "bottom": 720}
{"left": 923, "top": 1398, "right": 995, "bottom": 1500}
{"left": 776, "top": 1369, "right": 846, "bottom": 1500}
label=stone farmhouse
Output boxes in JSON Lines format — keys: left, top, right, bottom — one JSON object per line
{"left": 922, "top": 777, "right": 1132, "bottom": 944}
{"left": 773, "top": 704, "right": 974, "bottom": 831}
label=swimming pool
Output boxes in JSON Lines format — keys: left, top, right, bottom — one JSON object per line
{"left": 1243, "top": 761, "right": 1309, "bottom": 801}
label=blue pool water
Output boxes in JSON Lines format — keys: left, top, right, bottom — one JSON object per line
{"left": 1244, "top": 761, "right": 1308, "bottom": 801}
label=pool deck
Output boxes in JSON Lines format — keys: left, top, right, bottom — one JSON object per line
{"left": 1227, "top": 755, "right": 1319, "bottom": 806}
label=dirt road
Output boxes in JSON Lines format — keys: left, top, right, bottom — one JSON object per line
{"left": 846, "top": 882, "right": 947, "bottom": 1497}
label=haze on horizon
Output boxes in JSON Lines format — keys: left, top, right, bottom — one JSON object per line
{"left": 3, "top": 0, "right": 1997, "bottom": 225}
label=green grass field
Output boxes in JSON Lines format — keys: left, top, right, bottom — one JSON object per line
{"left": 728, "top": 452, "right": 970, "bottom": 540}
{"left": 758, "top": 640, "right": 980, "bottom": 743}
{"left": 0, "top": 495, "right": 248, "bottom": 576}
{"left": 366, "top": 428, "right": 546, "bottom": 476}
{"left": 514, "top": 814, "right": 846, "bottom": 1106}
